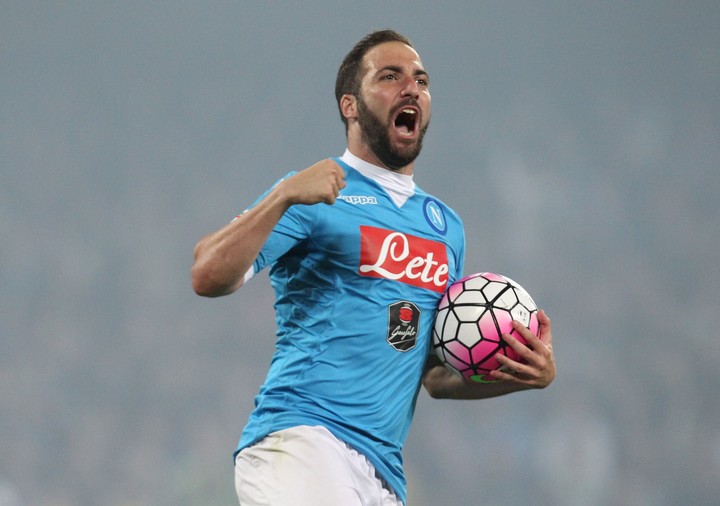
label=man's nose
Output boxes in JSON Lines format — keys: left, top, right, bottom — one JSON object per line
{"left": 400, "top": 77, "right": 420, "bottom": 98}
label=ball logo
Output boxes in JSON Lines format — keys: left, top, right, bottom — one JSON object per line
{"left": 387, "top": 301, "right": 421, "bottom": 352}
{"left": 359, "top": 225, "right": 449, "bottom": 293}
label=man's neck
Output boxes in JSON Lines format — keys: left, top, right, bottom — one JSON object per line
{"left": 345, "top": 138, "right": 415, "bottom": 176}
{"left": 340, "top": 149, "right": 415, "bottom": 208}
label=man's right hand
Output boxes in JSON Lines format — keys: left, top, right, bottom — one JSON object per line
{"left": 280, "top": 159, "right": 347, "bottom": 206}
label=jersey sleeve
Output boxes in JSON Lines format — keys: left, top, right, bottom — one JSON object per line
{"left": 444, "top": 205, "right": 466, "bottom": 283}
{"left": 454, "top": 219, "right": 466, "bottom": 280}
{"left": 240, "top": 171, "right": 318, "bottom": 275}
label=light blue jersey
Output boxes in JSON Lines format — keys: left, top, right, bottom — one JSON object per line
{"left": 236, "top": 157, "right": 466, "bottom": 503}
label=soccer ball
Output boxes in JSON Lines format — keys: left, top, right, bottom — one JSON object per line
{"left": 432, "top": 272, "right": 540, "bottom": 383}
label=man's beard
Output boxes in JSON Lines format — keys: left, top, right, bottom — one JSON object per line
{"left": 356, "top": 95, "right": 429, "bottom": 171}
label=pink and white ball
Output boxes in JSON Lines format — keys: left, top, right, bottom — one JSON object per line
{"left": 432, "top": 272, "right": 540, "bottom": 383}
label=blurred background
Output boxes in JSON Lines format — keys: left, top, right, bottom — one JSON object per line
{"left": 2, "top": 1, "right": 719, "bottom": 505}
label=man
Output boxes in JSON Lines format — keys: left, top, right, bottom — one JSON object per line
{"left": 191, "top": 29, "right": 555, "bottom": 506}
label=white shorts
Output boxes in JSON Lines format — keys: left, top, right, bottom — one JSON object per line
{"left": 234, "top": 425, "right": 403, "bottom": 506}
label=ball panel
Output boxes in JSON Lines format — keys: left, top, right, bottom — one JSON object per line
{"left": 446, "top": 282, "right": 466, "bottom": 303}
{"left": 514, "top": 288, "right": 537, "bottom": 310}
{"left": 496, "top": 289, "right": 519, "bottom": 310}
{"left": 453, "top": 304, "right": 485, "bottom": 322}
{"left": 437, "top": 293, "right": 450, "bottom": 311}
{"left": 477, "top": 310, "right": 501, "bottom": 341}
{"left": 471, "top": 340, "right": 502, "bottom": 367}
{"left": 492, "top": 308, "right": 515, "bottom": 335}
{"left": 480, "top": 281, "right": 506, "bottom": 302}
{"left": 481, "top": 272, "right": 506, "bottom": 282}
{"left": 454, "top": 290, "right": 486, "bottom": 306}
{"left": 443, "top": 343, "right": 472, "bottom": 370}
{"left": 434, "top": 306, "right": 449, "bottom": 328}
{"left": 444, "top": 312, "right": 460, "bottom": 340}
{"left": 528, "top": 312, "right": 540, "bottom": 336}
{"left": 462, "top": 275, "right": 489, "bottom": 291}
{"left": 457, "top": 322, "right": 481, "bottom": 348}
{"left": 510, "top": 301, "right": 532, "bottom": 326}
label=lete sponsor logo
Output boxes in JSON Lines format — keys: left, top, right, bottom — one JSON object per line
{"left": 358, "top": 225, "right": 449, "bottom": 293}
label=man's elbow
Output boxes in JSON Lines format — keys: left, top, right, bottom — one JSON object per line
{"left": 191, "top": 266, "right": 218, "bottom": 297}
{"left": 190, "top": 263, "right": 239, "bottom": 298}
{"left": 422, "top": 374, "right": 450, "bottom": 400}
{"left": 423, "top": 383, "right": 446, "bottom": 399}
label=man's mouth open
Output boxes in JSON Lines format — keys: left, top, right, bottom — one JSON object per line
{"left": 393, "top": 108, "right": 419, "bottom": 138}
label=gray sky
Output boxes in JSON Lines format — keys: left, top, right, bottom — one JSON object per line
{"left": 2, "top": 1, "right": 719, "bottom": 505}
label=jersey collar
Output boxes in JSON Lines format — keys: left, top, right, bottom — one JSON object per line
{"left": 340, "top": 149, "right": 416, "bottom": 208}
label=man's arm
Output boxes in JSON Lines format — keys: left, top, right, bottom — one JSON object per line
{"left": 422, "top": 310, "right": 555, "bottom": 399}
{"left": 191, "top": 159, "right": 346, "bottom": 297}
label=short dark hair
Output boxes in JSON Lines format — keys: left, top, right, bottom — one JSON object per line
{"left": 335, "top": 30, "right": 414, "bottom": 130}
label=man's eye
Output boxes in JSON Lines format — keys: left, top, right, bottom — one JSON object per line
{"left": 416, "top": 79, "right": 428, "bottom": 86}
{"left": 383, "top": 74, "right": 397, "bottom": 80}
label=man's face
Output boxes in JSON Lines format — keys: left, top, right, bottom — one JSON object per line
{"left": 355, "top": 41, "right": 431, "bottom": 170}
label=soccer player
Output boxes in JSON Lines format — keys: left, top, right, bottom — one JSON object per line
{"left": 191, "top": 29, "right": 555, "bottom": 506}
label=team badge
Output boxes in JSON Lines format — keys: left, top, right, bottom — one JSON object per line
{"left": 423, "top": 197, "right": 447, "bottom": 235}
{"left": 387, "top": 301, "right": 421, "bottom": 352}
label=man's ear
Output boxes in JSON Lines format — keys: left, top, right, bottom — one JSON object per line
{"left": 340, "top": 94, "right": 358, "bottom": 122}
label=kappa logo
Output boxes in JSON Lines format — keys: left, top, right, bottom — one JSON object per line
{"left": 338, "top": 195, "right": 378, "bottom": 205}
{"left": 358, "top": 225, "right": 449, "bottom": 293}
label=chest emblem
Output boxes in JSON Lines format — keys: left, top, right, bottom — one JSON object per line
{"left": 423, "top": 197, "right": 447, "bottom": 235}
{"left": 387, "top": 301, "right": 421, "bottom": 352}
